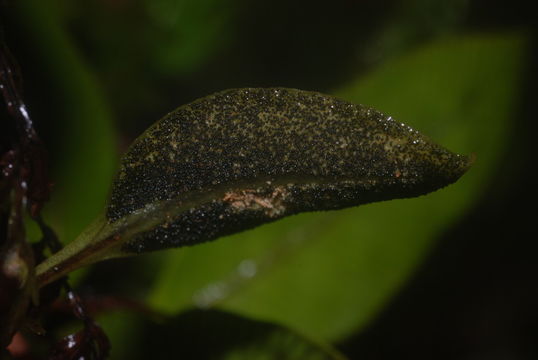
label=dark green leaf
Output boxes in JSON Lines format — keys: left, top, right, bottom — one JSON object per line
{"left": 147, "top": 33, "right": 526, "bottom": 341}
{"left": 36, "top": 88, "right": 469, "bottom": 286}
{"left": 109, "top": 88, "right": 469, "bottom": 252}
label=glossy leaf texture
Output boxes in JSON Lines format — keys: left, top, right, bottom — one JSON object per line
{"left": 108, "top": 87, "right": 469, "bottom": 254}
{"left": 36, "top": 88, "right": 470, "bottom": 286}
{"left": 147, "top": 33, "right": 527, "bottom": 341}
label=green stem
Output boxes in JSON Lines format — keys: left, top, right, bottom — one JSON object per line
{"left": 35, "top": 215, "right": 113, "bottom": 287}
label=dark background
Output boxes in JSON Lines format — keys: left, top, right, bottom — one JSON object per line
{"left": 338, "top": 2, "right": 538, "bottom": 359}
{"left": 2, "top": 0, "right": 537, "bottom": 358}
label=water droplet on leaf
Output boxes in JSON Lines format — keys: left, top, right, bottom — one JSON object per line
{"left": 35, "top": 88, "right": 472, "bottom": 287}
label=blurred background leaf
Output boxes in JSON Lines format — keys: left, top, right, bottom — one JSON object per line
{"left": 146, "top": 33, "right": 527, "bottom": 341}
{"left": 3, "top": 0, "right": 535, "bottom": 358}
{"left": 100, "top": 309, "right": 346, "bottom": 360}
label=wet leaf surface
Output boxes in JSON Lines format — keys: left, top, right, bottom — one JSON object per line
{"left": 109, "top": 87, "right": 469, "bottom": 253}
{"left": 36, "top": 88, "right": 469, "bottom": 286}
{"left": 147, "top": 33, "right": 526, "bottom": 341}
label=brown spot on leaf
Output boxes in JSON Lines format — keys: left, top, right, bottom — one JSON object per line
{"left": 223, "top": 186, "right": 288, "bottom": 217}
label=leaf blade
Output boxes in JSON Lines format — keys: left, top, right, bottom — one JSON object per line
{"left": 36, "top": 87, "right": 469, "bottom": 287}
{"left": 147, "top": 32, "right": 527, "bottom": 341}
{"left": 108, "top": 87, "right": 469, "bottom": 254}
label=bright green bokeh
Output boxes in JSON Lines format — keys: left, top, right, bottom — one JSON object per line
{"left": 147, "top": 33, "right": 527, "bottom": 341}
{"left": 6, "top": 0, "right": 529, "bottom": 357}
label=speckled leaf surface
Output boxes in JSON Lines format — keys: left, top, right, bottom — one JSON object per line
{"left": 147, "top": 33, "right": 526, "bottom": 341}
{"left": 108, "top": 88, "right": 468, "bottom": 254}
{"left": 36, "top": 86, "right": 469, "bottom": 287}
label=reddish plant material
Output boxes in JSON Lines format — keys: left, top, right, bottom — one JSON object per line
{"left": 0, "top": 24, "right": 45, "bottom": 349}
{"left": 48, "top": 323, "right": 110, "bottom": 360}
{"left": 0, "top": 30, "right": 51, "bottom": 217}
{"left": 0, "top": 21, "right": 111, "bottom": 356}
{"left": 48, "top": 291, "right": 110, "bottom": 360}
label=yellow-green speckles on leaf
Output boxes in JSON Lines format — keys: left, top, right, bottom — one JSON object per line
{"left": 36, "top": 87, "right": 470, "bottom": 287}
{"left": 108, "top": 88, "right": 471, "bottom": 254}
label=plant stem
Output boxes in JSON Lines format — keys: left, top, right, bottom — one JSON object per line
{"left": 35, "top": 215, "right": 113, "bottom": 287}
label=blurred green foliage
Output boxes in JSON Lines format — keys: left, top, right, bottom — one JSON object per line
{"left": 5, "top": 0, "right": 530, "bottom": 358}
{"left": 10, "top": 0, "right": 117, "bottom": 245}
{"left": 144, "top": 0, "right": 237, "bottom": 76}
{"left": 101, "top": 309, "right": 345, "bottom": 360}
{"left": 147, "top": 33, "right": 526, "bottom": 341}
